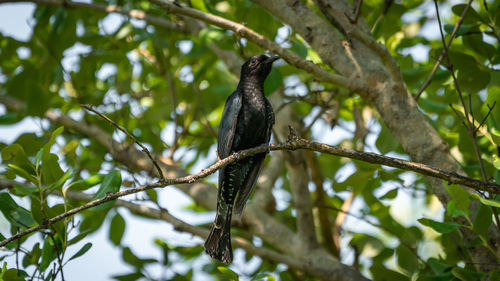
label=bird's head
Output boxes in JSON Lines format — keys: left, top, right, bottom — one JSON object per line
{"left": 240, "top": 54, "right": 280, "bottom": 82}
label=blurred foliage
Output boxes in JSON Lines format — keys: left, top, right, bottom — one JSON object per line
{"left": 0, "top": 0, "right": 499, "bottom": 280}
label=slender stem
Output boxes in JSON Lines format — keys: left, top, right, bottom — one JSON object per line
{"left": 415, "top": 0, "right": 474, "bottom": 100}
{"left": 81, "top": 104, "right": 165, "bottom": 181}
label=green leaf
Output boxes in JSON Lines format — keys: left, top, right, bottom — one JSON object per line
{"left": 0, "top": 193, "right": 35, "bottom": 227}
{"left": 376, "top": 122, "right": 399, "bottom": 154}
{"left": 218, "top": 266, "right": 239, "bottom": 281}
{"left": 470, "top": 193, "right": 500, "bottom": 208}
{"left": 396, "top": 244, "right": 418, "bottom": 275}
{"left": 370, "top": 264, "right": 409, "bottom": 281}
{"left": 154, "top": 239, "right": 169, "bottom": 265}
{"left": 64, "top": 174, "right": 105, "bottom": 194}
{"left": 112, "top": 272, "right": 144, "bottom": 281}
{"left": 7, "top": 164, "right": 37, "bottom": 184}
{"left": 40, "top": 238, "right": 56, "bottom": 272}
{"left": 493, "top": 154, "right": 500, "bottom": 170}
{"left": 490, "top": 270, "right": 500, "bottom": 281}
{"left": 121, "top": 247, "right": 155, "bottom": 269}
{"left": 451, "top": 4, "right": 482, "bottom": 23}
{"left": 15, "top": 133, "right": 45, "bottom": 157}
{"left": 122, "top": 247, "right": 141, "bottom": 268}
{"left": 35, "top": 149, "right": 43, "bottom": 170}
{"left": 443, "top": 24, "right": 477, "bottom": 37}
{"left": 91, "top": 170, "right": 122, "bottom": 210}
{"left": 380, "top": 188, "right": 398, "bottom": 200}
{"left": 29, "top": 243, "right": 42, "bottom": 266}
{"left": 2, "top": 144, "right": 35, "bottom": 172}
{"left": 491, "top": 128, "right": 500, "bottom": 147}
{"left": 291, "top": 41, "right": 308, "bottom": 58}
{"left": 451, "top": 267, "right": 484, "bottom": 281}
{"left": 145, "top": 189, "right": 157, "bottom": 203}
{"left": 68, "top": 242, "right": 92, "bottom": 262}
{"left": 41, "top": 153, "right": 65, "bottom": 186}
{"left": 0, "top": 267, "right": 25, "bottom": 281}
{"left": 418, "top": 218, "right": 462, "bottom": 234}
{"left": 0, "top": 112, "right": 19, "bottom": 125}
{"left": 42, "top": 126, "right": 64, "bottom": 160}
{"left": 38, "top": 127, "right": 65, "bottom": 185}
{"left": 445, "top": 184, "right": 470, "bottom": 214}
{"left": 191, "top": 0, "right": 208, "bottom": 12}
{"left": 427, "top": 257, "right": 452, "bottom": 274}
{"left": 447, "top": 200, "right": 468, "bottom": 218}
{"left": 67, "top": 229, "right": 93, "bottom": 246}
{"left": 472, "top": 203, "right": 492, "bottom": 237}
{"left": 44, "top": 169, "right": 72, "bottom": 193}
{"left": 109, "top": 212, "right": 126, "bottom": 246}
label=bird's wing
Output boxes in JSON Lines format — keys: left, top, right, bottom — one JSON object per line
{"left": 264, "top": 98, "right": 275, "bottom": 142}
{"left": 233, "top": 99, "right": 274, "bottom": 215}
{"left": 233, "top": 155, "right": 265, "bottom": 215}
{"left": 217, "top": 90, "right": 242, "bottom": 159}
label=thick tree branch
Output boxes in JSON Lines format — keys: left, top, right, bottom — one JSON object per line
{"left": 306, "top": 151, "right": 337, "bottom": 256}
{"left": 271, "top": 94, "right": 319, "bottom": 250}
{"left": 252, "top": 150, "right": 283, "bottom": 212}
{"left": 314, "top": 0, "right": 403, "bottom": 83}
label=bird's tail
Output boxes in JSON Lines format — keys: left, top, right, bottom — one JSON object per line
{"left": 204, "top": 201, "right": 233, "bottom": 263}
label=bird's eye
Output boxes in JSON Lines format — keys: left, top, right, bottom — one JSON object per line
{"left": 250, "top": 59, "right": 257, "bottom": 65}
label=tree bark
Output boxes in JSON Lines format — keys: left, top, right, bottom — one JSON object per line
{"left": 252, "top": 0, "right": 499, "bottom": 270}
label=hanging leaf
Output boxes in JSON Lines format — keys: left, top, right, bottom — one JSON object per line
{"left": 418, "top": 218, "right": 462, "bottom": 234}
{"left": 109, "top": 212, "right": 126, "bottom": 246}
{"left": 68, "top": 242, "right": 92, "bottom": 262}
{"left": 218, "top": 266, "right": 239, "bottom": 281}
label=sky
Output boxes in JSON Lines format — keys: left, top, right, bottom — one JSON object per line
{"left": 0, "top": 2, "right": 445, "bottom": 280}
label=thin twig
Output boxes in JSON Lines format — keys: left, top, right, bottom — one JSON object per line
{"left": 434, "top": 0, "right": 488, "bottom": 182}
{"left": 433, "top": 0, "right": 498, "bottom": 229}
{"left": 48, "top": 234, "right": 66, "bottom": 281}
{"left": 346, "top": 0, "right": 363, "bottom": 24}
{"left": 475, "top": 102, "right": 496, "bottom": 134}
{"left": 415, "top": 0, "right": 474, "bottom": 100}
{"left": 81, "top": 104, "right": 165, "bottom": 181}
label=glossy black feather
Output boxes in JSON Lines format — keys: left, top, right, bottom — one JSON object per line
{"left": 205, "top": 54, "right": 278, "bottom": 264}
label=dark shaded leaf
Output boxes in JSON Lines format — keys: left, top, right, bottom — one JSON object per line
{"left": 418, "top": 218, "right": 462, "bottom": 234}
{"left": 109, "top": 212, "right": 126, "bottom": 246}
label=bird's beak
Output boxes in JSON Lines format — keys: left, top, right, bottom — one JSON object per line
{"left": 266, "top": 55, "right": 280, "bottom": 64}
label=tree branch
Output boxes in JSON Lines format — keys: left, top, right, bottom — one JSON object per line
{"left": 0, "top": 0, "right": 359, "bottom": 88}
{"left": 306, "top": 151, "right": 337, "bottom": 256}
{"left": 145, "top": 0, "right": 353, "bottom": 89}
{"left": 0, "top": 0, "right": 190, "bottom": 33}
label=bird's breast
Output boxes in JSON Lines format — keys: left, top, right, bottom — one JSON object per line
{"left": 233, "top": 95, "right": 268, "bottom": 150}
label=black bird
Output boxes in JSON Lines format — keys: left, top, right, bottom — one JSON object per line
{"left": 205, "top": 54, "right": 279, "bottom": 263}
